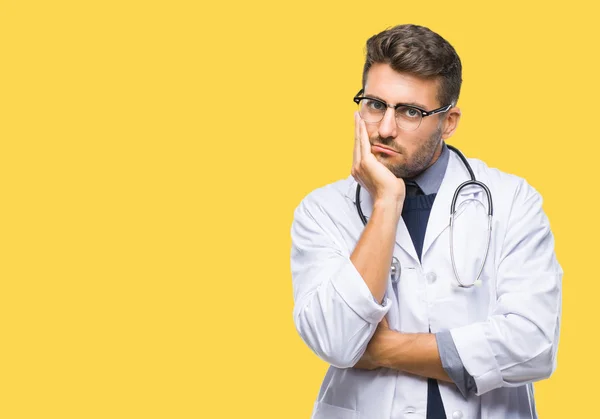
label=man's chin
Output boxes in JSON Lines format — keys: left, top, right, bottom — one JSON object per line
{"left": 382, "top": 164, "right": 407, "bottom": 179}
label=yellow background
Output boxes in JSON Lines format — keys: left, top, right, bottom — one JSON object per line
{"left": 0, "top": 0, "right": 596, "bottom": 417}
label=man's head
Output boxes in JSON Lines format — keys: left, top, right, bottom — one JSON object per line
{"left": 358, "top": 24, "right": 462, "bottom": 179}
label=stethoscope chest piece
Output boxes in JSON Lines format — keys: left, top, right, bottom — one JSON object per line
{"left": 391, "top": 256, "right": 400, "bottom": 283}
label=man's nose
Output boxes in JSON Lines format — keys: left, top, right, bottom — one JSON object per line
{"left": 378, "top": 108, "right": 397, "bottom": 139}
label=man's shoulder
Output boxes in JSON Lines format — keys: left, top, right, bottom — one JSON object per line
{"left": 293, "top": 175, "right": 355, "bottom": 216}
{"left": 467, "top": 157, "right": 532, "bottom": 193}
{"left": 467, "top": 157, "right": 544, "bottom": 207}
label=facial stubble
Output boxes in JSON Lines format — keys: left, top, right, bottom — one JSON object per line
{"left": 375, "top": 126, "right": 443, "bottom": 179}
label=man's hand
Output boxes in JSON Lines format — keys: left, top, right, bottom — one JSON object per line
{"left": 353, "top": 316, "right": 391, "bottom": 370}
{"left": 352, "top": 112, "right": 406, "bottom": 206}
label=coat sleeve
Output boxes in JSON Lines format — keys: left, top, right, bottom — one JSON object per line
{"left": 450, "top": 180, "right": 563, "bottom": 395}
{"left": 290, "top": 195, "right": 391, "bottom": 368}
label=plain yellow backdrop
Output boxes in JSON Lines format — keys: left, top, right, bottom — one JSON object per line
{"left": 0, "top": 0, "right": 597, "bottom": 417}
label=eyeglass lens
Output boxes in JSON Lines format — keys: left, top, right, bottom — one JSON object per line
{"left": 358, "top": 99, "right": 422, "bottom": 131}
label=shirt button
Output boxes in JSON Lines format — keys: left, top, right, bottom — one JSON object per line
{"left": 404, "top": 406, "right": 416, "bottom": 414}
{"left": 452, "top": 411, "right": 463, "bottom": 419}
{"left": 426, "top": 272, "right": 437, "bottom": 283}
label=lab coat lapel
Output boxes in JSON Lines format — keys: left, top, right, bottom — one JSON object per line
{"left": 421, "top": 150, "right": 472, "bottom": 259}
{"left": 347, "top": 178, "right": 419, "bottom": 262}
{"left": 394, "top": 211, "right": 419, "bottom": 262}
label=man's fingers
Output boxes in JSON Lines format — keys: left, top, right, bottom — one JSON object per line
{"left": 359, "top": 116, "right": 372, "bottom": 159}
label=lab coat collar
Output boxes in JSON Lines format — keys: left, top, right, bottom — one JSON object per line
{"left": 345, "top": 149, "right": 473, "bottom": 263}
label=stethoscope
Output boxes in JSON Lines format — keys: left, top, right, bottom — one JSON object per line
{"left": 355, "top": 144, "right": 493, "bottom": 288}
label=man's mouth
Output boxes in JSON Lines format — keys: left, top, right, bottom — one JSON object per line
{"left": 371, "top": 144, "right": 399, "bottom": 155}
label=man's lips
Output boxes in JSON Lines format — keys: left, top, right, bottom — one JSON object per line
{"left": 371, "top": 144, "right": 399, "bottom": 155}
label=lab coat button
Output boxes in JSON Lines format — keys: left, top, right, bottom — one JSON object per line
{"left": 452, "top": 411, "right": 463, "bottom": 419}
{"left": 404, "top": 406, "right": 416, "bottom": 414}
{"left": 426, "top": 272, "right": 437, "bottom": 283}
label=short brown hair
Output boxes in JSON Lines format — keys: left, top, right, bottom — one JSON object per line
{"left": 362, "top": 24, "right": 462, "bottom": 107}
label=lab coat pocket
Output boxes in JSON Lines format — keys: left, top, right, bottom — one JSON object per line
{"left": 312, "top": 401, "right": 360, "bottom": 419}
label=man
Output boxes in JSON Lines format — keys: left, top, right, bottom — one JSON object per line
{"left": 290, "top": 24, "right": 562, "bottom": 419}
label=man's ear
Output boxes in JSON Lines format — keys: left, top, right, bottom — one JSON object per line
{"left": 441, "top": 107, "right": 461, "bottom": 140}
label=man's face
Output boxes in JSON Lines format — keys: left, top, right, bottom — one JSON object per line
{"left": 362, "top": 63, "right": 452, "bottom": 179}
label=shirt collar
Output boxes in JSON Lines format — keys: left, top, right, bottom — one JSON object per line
{"left": 407, "top": 142, "right": 450, "bottom": 195}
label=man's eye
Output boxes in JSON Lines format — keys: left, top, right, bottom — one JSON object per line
{"left": 366, "top": 100, "right": 385, "bottom": 111}
{"left": 398, "top": 106, "right": 420, "bottom": 119}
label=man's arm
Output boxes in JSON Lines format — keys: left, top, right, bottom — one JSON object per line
{"left": 376, "top": 332, "right": 451, "bottom": 382}
{"left": 355, "top": 180, "right": 562, "bottom": 396}
{"left": 350, "top": 199, "right": 402, "bottom": 303}
{"left": 354, "top": 316, "right": 452, "bottom": 383}
{"left": 354, "top": 320, "right": 478, "bottom": 398}
{"left": 448, "top": 181, "right": 562, "bottom": 395}
{"left": 291, "top": 113, "right": 407, "bottom": 369}
{"left": 291, "top": 197, "right": 392, "bottom": 369}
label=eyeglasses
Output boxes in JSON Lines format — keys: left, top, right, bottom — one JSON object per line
{"left": 353, "top": 89, "right": 452, "bottom": 131}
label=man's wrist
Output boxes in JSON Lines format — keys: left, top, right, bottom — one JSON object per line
{"left": 372, "top": 329, "right": 404, "bottom": 369}
{"left": 373, "top": 198, "right": 403, "bottom": 218}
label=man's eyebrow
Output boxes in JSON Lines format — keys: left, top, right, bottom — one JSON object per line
{"left": 363, "top": 93, "right": 428, "bottom": 110}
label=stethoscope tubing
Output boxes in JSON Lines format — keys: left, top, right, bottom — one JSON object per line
{"left": 355, "top": 144, "right": 493, "bottom": 288}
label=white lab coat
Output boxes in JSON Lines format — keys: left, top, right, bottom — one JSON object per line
{"left": 290, "top": 151, "right": 562, "bottom": 419}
